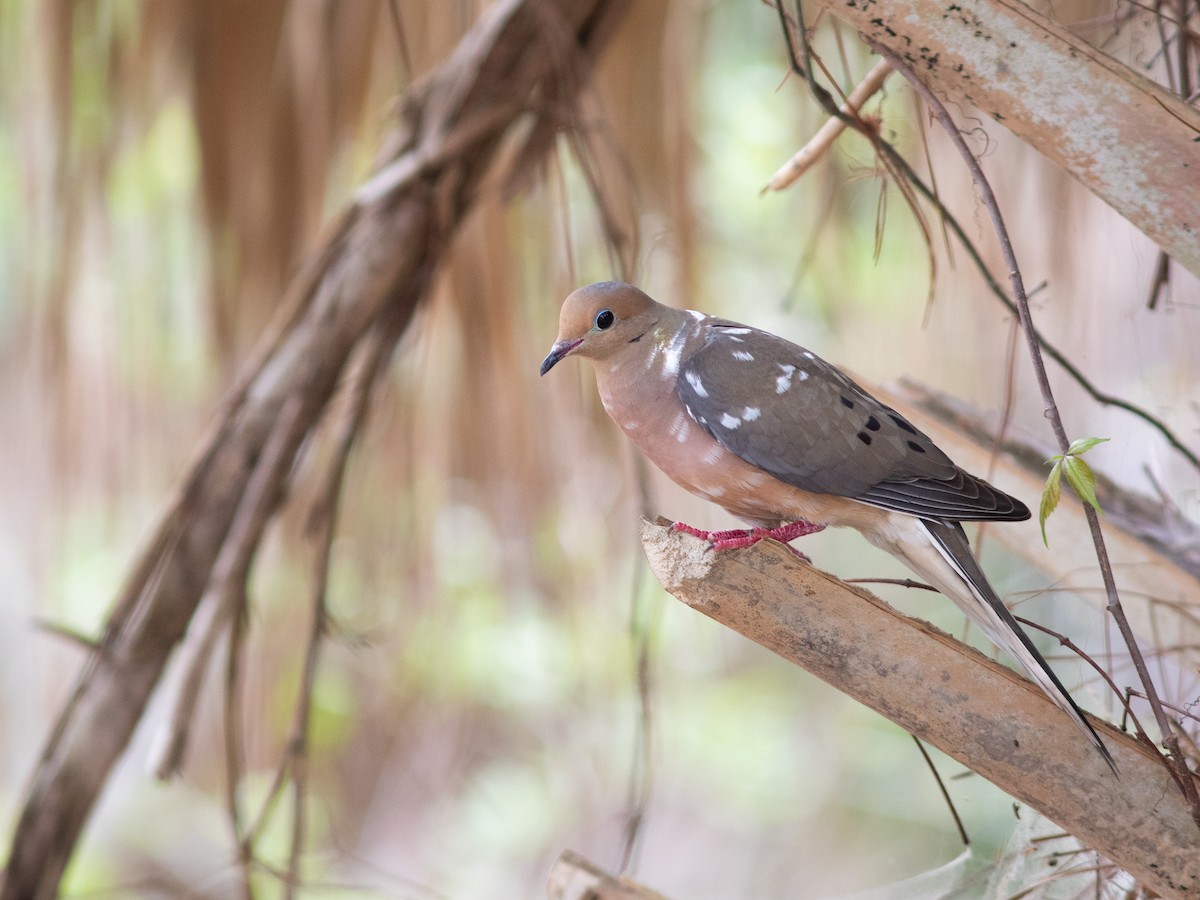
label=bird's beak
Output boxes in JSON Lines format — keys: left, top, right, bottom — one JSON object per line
{"left": 539, "top": 337, "right": 584, "bottom": 376}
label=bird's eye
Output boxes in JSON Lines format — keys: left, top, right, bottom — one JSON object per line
{"left": 594, "top": 309, "right": 615, "bottom": 330}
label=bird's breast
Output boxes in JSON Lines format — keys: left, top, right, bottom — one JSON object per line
{"left": 595, "top": 364, "right": 866, "bottom": 529}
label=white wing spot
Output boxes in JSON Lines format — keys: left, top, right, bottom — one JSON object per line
{"left": 669, "top": 412, "right": 691, "bottom": 443}
{"left": 798, "top": 369, "right": 809, "bottom": 381}
{"left": 732, "top": 350, "right": 755, "bottom": 362}
{"left": 742, "top": 406, "right": 761, "bottom": 421}
{"left": 802, "top": 351, "right": 815, "bottom": 360}
{"left": 687, "top": 309, "right": 704, "bottom": 321}
{"left": 685, "top": 369, "right": 709, "bottom": 398}
{"left": 721, "top": 327, "right": 752, "bottom": 335}
{"left": 776, "top": 364, "right": 796, "bottom": 394}
{"left": 720, "top": 412, "right": 742, "bottom": 429}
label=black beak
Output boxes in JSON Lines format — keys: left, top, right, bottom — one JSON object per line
{"left": 539, "top": 338, "right": 583, "bottom": 376}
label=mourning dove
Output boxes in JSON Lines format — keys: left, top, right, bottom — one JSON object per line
{"left": 541, "top": 281, "right": 1113, "bottom": 770}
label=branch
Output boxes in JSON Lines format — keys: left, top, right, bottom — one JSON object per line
{"left": 872, "top": 39, "right": 1200, "bottom": 826}
{"left": 547, "top": 850, "right": 670, "bottom": 900}
{"left": 639, "top": 519, "right": 1200, "bottom": 896}
{"left": 762, "top": 57, "right": 893, "bottom": 192}
{"left": 0, "top": 2, "right": 632, "bottom": 897}
{"left": 770, "top": 5, "right": 1200, "bottom": 479}
{"left": 807, "top": 0, "right": 1200, "bottom": 278}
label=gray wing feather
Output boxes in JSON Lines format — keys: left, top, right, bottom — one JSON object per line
{"left": 677, "top": 324, "right": 1029, "bottom": 522}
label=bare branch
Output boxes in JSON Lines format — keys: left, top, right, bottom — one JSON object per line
{"left": 762, "top": 57, "right": 893, "bottom": 192}
{"left": 639, "top": 518, "right": 1200, "bottom": 896}
{"left": 874, "top": 39, "right": 1200, "bottom": 826}
{"left": 0, "top": 2, "right": 632, "bottom": 897}
{"left": 548, "top": 849, "right": 670, "bottom": 900}
{"left": 807, "top": 0, "right": 1200, "bottom": 278}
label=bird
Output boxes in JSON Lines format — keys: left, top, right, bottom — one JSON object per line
{"left": 540, "top": 280, "right": 1114, "bottom": 771}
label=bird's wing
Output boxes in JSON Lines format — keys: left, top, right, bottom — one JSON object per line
{"left": 677, "top": 323, "right": 1029, "bottom": 522}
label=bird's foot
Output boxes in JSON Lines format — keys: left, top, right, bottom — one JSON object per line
{"left": 670, "top": 520, "right": 825, "bottom": 558}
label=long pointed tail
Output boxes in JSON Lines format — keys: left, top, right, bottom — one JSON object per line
{"left": 912, "top": 519, "right": 1115, "bottom": 773}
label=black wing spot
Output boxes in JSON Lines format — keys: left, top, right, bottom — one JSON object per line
{"left": 857, "top": 431, "right": 872, "bottom": 445}
{"left": 865, "top": 415, "right": 881, "bottom": 431}
{"left": 890, "top": 414, "right": 918, "bottom": 435}
{"left": 841, "top": 396, "right": 855, "bottom": 409}
{"left": 907, "top": 440, "right": 926, "bottom": 453}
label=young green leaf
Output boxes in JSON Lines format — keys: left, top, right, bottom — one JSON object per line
{"left": 1066, "top": 436, "right": 1110, "bottom": 456}
{"left": 1039, "top": 459, "right": 1063, "bottom": 547}
{"left": 1040, "top": 435, "right": 1107, "bottom": 546}
{"left": 1062, "top": 455, "right": 1102, "bottom": 514}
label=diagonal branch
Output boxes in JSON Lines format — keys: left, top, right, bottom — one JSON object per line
{"left": 0, "top": 2, "right": 632, "bottom": 897}
{"left": 806, "top": 0, "right": 1200, "bottom": 278}
{"left": 639, "top": 519, "right": 1200, "bottom": 897}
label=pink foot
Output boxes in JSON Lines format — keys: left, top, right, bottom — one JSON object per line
{"left": 670, "top": 519, "right": 825, "bottom": 558}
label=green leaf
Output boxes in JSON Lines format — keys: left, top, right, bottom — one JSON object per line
{"left": 1066, "top": 436, "right": 1109, "bottom": 456}
{"left": 1039, "top": 460, "right": 1063, "bottom": 546}
{"left": 1062, "top": 455, "right": 1103, "bottom": 514}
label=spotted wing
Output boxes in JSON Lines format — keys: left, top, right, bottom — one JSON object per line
{"left": 676, "top": 323, "right": 1029, "bottom": 522}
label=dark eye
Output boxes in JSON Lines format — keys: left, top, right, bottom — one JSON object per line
{"left": 594, "top": 309, "right": 615, "bottom": 330}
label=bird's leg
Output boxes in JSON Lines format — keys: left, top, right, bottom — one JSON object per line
{"left": 670, "top": 519, "right": 825, "bottom": 556}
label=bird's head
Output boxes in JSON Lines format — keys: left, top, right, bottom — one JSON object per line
{"left": 539, "top": 281, "right": 664, "bottom": 376}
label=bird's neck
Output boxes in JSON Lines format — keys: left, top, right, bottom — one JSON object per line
{"left": 594, "top": 310, "right": 703, "bottom": 433}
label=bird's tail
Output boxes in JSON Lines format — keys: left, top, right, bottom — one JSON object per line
{"left": 895, "top": 518, "right": 1115, "bottom": 773}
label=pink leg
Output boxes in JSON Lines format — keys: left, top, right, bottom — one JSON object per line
{"left": 670, "top": 519, "right": 825, "bottom": 555}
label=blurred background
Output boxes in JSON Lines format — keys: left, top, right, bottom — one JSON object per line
{"left": 2, "top": 0, "right": 1198, "bottom": 896}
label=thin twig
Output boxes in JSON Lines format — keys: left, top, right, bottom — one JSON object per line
{"left": 619, "top": 559, "right": 654, "bottom": 874}
{"left": 31, "top": 619, "right": 101, "bottom": 651}
{"left": 845, "top": 576, "right": 938, "bottom": 592}
{"left": 385, "top": 0, "right": 413, "bottom": 87}
{"left": 872, "top": 40, "right": 1200, "bottom": 825}
{"left": 151, "top": 394, "right": 307, "bottom": 780}
{"left": 1014, "top": 615, "right": 1152, "bottom": 745}
{"left": 286, "top": 296, "right": 412, "bottom": 897}
{"left": 224, "top": 599, "right": 252, "bottom": 900}
{"left": 762, "top": 57, "right": 893, "bottom": 192}
{"left": 911, "top": 735, "right": 970, "bottom": 846}
{"left": 1145, "top": 249, "right": 1171, "bottom": 310}
{"left": 1126, "top": 689, "right": 1200, "bottom": 726}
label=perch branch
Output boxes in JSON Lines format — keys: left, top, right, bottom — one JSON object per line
{"left": 639, "top": 519, "right": 1200, "bottom": 896}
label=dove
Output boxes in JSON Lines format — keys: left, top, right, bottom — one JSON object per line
{"left": 540, "top": 281, "right": 1113, "bottom": 770}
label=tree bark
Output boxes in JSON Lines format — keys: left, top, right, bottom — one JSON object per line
{"left": 640, "top": 518, "right": 1200, "bottom": 897}
{"left": 809, "top": 0, "right": 1200, "bottom": 278}
{"left": 1, "top": 2, "right": 630, "bottom": 897}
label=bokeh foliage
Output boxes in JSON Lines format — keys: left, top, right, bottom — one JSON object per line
{"left": 2, "top": 0, "right": 1198, "bottom": 896}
